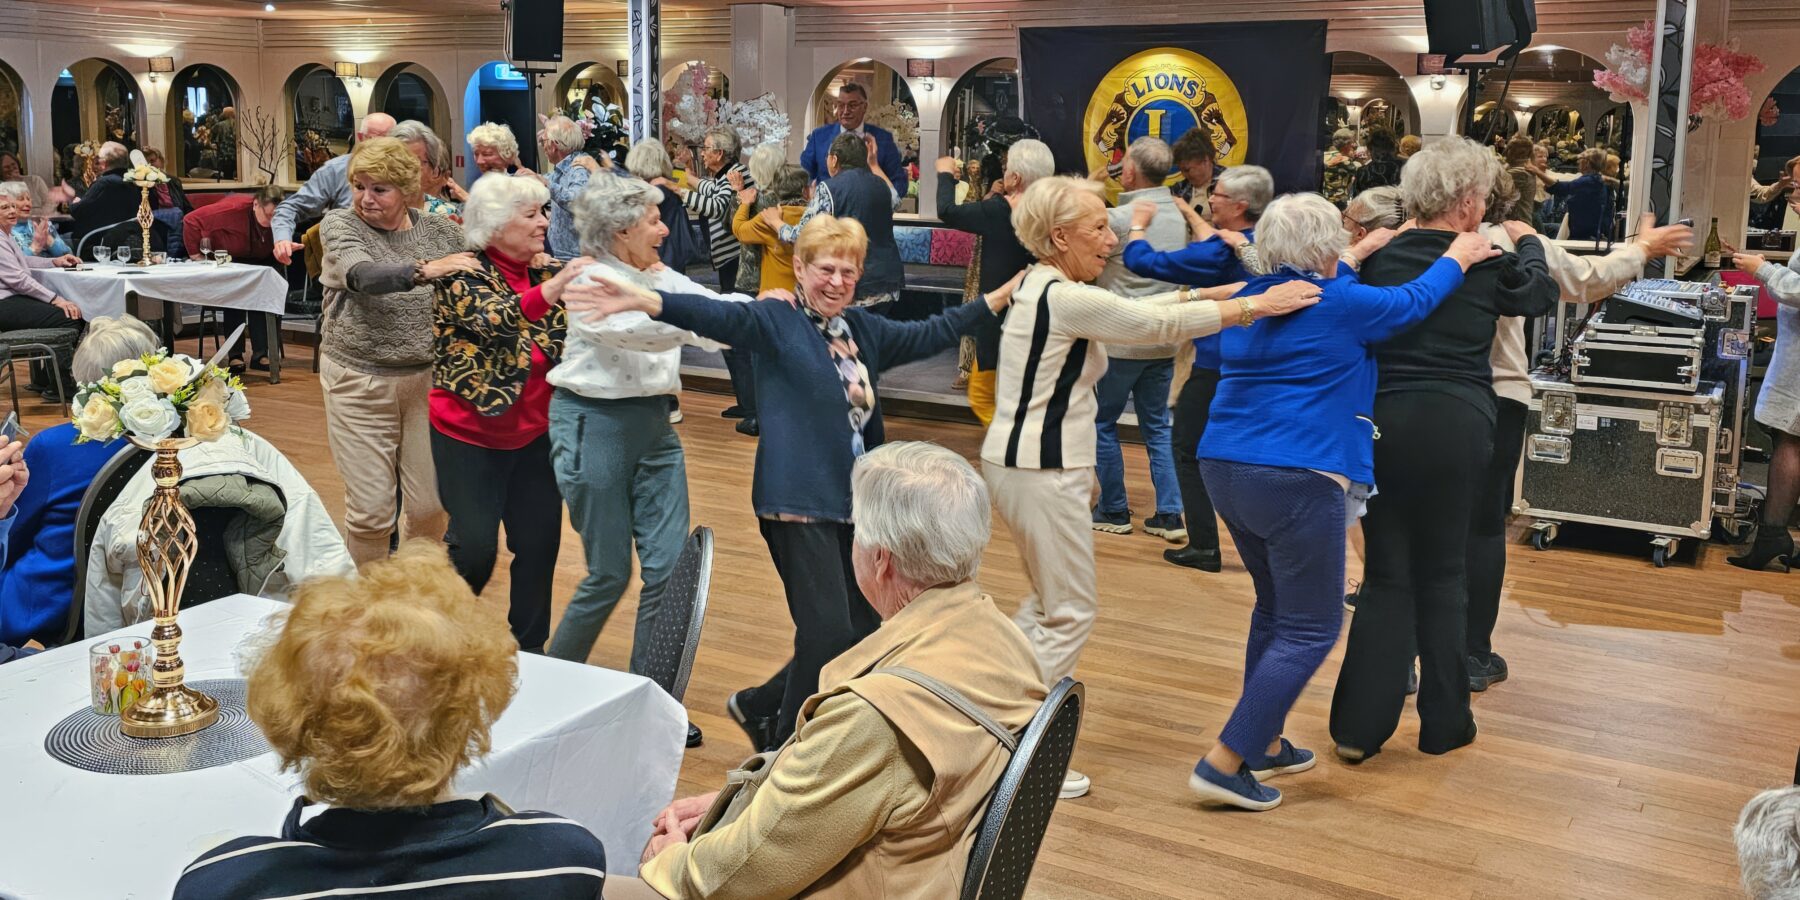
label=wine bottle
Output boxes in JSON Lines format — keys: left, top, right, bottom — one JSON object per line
{"left": 1704, "top": 217, "right": 1722, "bottom": 268}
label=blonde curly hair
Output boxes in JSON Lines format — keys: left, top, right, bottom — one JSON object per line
{"left": 467, "top": 121, "right": 521, "bottom": 161}
{"left": 346, "top": 137, "right": 422, "bottom": 200}
{"left": 246, "top": 541, "right": 519, "bottom": 809}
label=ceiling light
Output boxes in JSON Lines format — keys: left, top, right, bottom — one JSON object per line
{"left": 264, "top": 3, "right": 276, "bottom": 10}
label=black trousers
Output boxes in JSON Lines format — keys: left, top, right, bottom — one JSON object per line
{"left": 745, "top": 519, "right": 880, "bottom": 742}
{"left": 714, "top": 258, "right": 757, "bottom": 414}
{"left": 1171, "top": 366, "right": 1223, "bottom": 552}
{"left": 430, "top": 428, "right": 564, "bottom": 653}
{"left": 221, "top": 309, "right": 272, "bottom": 359}
{"left": 1466, "top": 397, "right": 1527, "bottom": 661}
{"left": 0, "top": 295, "right": 81, "bottom": 388}
{"left": 1330, "top": 391, "right": 1492, "bottom": 756}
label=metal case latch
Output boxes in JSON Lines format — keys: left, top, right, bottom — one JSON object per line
{"left": 1654, "top": 448, "right": 1703, "bottom": 479}
{"left": 1541, "top": 392, "right": 1577, "bottom": 435}
{"left": 1656, "top": 402, "right": 1691, "bottom": 447}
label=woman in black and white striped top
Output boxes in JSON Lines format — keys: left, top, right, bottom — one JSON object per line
{"left": 981, "top": 176, "right": 1320, "bottom": 800}
{"left": 173, "top": 543, "right": 608, "bottom": 900}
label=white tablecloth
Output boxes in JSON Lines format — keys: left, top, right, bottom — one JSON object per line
{"left": 0, "top": 594, "right": 685, "bottom": 898}
{"left": 36, "top": 261, "right": 288, "bottom": 320}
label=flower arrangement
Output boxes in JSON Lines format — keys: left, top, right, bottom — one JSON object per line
{"left": 717, "top": 92, "right": 791, "bottom": 151}
{"left": 123, "top": 164, "right": 169, "bottom": 186}
{"left": 663, "top": 62, "right": 722, "bottom": 148}
{"left": 1593, "top": 19, "right": 1764, "bottom": 124}
{"left": 71, "top": 350, "right": 250, "bottom": 445}
{"left": 866, "top": 102, "right": 920, "bottom": 157}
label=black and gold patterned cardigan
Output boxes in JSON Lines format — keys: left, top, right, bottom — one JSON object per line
{"left": 432, "top": 253, "right": 570, "bottom": 416}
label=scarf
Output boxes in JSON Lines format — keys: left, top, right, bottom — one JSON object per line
{"left": 800, "top": 292, "right": 875, "bottom": 457}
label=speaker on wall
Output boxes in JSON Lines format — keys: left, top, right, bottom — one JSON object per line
{"left": 1423, "top": 0, "right": 1537, "bottom": 59}
{"left": 507, "top": 0, "right": 564, "bottom": 64}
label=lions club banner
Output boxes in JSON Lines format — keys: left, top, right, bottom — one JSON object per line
{"left": 1021, "top": 21, "right": 1329, "bottom": 195}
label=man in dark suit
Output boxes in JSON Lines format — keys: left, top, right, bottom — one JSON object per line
{"left": 799, "top": 83, "right": 908, "bottom": 196}
{"left": 70, "top": 142, "right": 165, "bottom": 255}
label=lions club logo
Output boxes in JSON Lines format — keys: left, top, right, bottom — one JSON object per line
{"left": 1083, "top": 48, "right": 1248, "bottom": 193}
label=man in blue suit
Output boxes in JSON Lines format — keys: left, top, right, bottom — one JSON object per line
{"left": 800, "top": 83, "right": 909, "bottom": 196}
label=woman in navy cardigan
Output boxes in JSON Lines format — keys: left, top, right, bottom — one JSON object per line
{"left": 566, "top": 214, "right": 1016, "bottom": 748}
{"left": 1185, "top": 193, "right": 1498, "bottom": 811}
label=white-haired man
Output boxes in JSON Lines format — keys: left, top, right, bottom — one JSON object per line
{"left": 271, "top": 111, "right": 397, "bottom": 263}
{"left": 612, "top": 441, "right": 1047, "bottom": 899}
{"left": 71, "top": 141, "right": 149, "bottom": 250}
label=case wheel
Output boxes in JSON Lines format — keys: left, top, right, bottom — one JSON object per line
{"left": 1650, "top": 536, "right": 1679, "bottom": 568}
{"left": 1528, "top": 521, "right": 1558, "bottom": 551}
{"left": 1652, "top": 545, "right": 1669, "bottom": 567}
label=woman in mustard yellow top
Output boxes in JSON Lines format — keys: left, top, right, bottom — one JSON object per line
{"left": 731, "top": 163, "right": 809, "bottom": 292}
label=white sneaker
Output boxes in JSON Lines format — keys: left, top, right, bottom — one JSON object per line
{"left": 1060, "top": 768, "right": 1091, "bottom": 799}
{"left": 668, "top": 408, "right": 684, "bottom": 424}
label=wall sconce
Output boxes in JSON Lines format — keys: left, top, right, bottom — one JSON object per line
{"left": 616, "top": 60, "right": 630, "bottom": 78}
{"left": 147, "top": 57, "right": 174, "bottom": 83}
{"left": 334, "top": 61, "right": 363, "bottom": 86}
{"left": 1429, "top": 74, "right": 1447, "bottom": 91}
{"left": 907, "top": 58, "right": 937, "bottom": 92}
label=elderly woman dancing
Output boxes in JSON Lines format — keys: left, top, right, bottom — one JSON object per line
{"left": 1328, "top": 137, "right": 1559, "bottom": 761}
{"left": 542, "top": 114, "right": 605, "bottom": 260}
{"left": 318, "top": 137, "right": 481, "bottom": 565}
{"left": 1186, "top": 193, "right": 1499, "bottom": 810}
{"left": 431, "top": 172, "right": 592, "bottom": 653}
{"left": 566, "top": 211, "right": 1019, "bottom": 750}
{"left": 983, "top": 175, "right": 1322, "bottom": 798}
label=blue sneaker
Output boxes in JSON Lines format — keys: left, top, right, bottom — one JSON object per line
{"left": 1248, "top": 737, "right": 1316, "bottom": 781}
{"left": 1091, "top": 508, "right": 1133, "bottom": 534}
{"left": 1188, "top": 759, "right": 1281, "bottom": 811}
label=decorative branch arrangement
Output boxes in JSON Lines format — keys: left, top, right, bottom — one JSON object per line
{"left": 238, "top": 106, "right": 294, "bottom": 184}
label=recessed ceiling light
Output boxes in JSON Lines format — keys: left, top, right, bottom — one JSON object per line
{"left": 264, "top": 2, "right": 276, "bottom": 9}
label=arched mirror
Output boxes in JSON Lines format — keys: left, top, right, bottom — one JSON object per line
{"left": 812, "top": 59, "right": 919, "bottom": 208}
{"left": 373, "top": 63, "right": 443, "bottom": 130}
{"left": 941, "top": 57, "right": 1019, "bottom": 174}
{"left": 52, "top": 59, "right": 142, "bottom": 188}
{"left": 288, "top": 65, "right": 353, "bottom": 181}
{"left": 170, "top": 64, "right": 240, "bottom": 181}
{"left": 1750, "top": 66, "right": 1800, "bottom": 236}
{"left": 0, "top": 60, "right": 23, "bottom": 176}
{"left": 1528, "top": 104, "right": 1581, "bottom": 143}
{"left": 463, "top": 61, "right": 538, "bottom": 172}
{"left": 554, "top": 62, "right": 630, "bottom": 165}
{"left": 1326, "top": 51, "right": 1420, "bottom": 150}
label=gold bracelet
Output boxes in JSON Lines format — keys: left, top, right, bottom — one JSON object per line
{"left": 1236, "top": 296, "right": 1256, "bottom": 328}
{"left": 1178, "top": 286, "right": 1191, "bottom": 303}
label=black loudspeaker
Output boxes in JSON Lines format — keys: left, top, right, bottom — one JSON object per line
{"left": 507, "top": 0, "right": 564, "bottom": 64}
{"left": 1424, "top": 0, "right": 1537, "bottom": 58}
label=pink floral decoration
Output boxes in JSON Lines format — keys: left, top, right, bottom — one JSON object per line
{"left": 1761, "top": 97, "right": 1782, "bottom": 128}
{"left": 1593, "top": 19, "right": 1765, "bottom": 122}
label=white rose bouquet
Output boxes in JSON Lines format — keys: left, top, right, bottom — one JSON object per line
{"left": 71, "top": 349, "right": 250, "bottom": 444}
{"left": 122, "top": 149, "right": 170, "bottom": 187}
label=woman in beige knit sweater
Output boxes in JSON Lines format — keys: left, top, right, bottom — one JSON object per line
{"left": 319, "top": 137, "right": 481, "bottom": 565}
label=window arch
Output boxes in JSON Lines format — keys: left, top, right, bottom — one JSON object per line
{"left": 52, "top": 58, "right": 142, "bottom": 187}
{"left": 286, "top": 64, "right": 353, "bottom": 181}
{"left": 371, "top": 62, "right": 448, "bottom": 133}
{"left": 811, "top": 59, "right": 917, "bottom": 160}
{"left": 0, "top": 59, "right": 23, "bottom": 176}
{"left": 169, "top": 63, "right": 241, "bottom": 182}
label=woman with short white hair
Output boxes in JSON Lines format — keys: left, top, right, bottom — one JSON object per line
{"left": 1, "top": 181, "right": 69, "bottom": 258}
{"left": 429, "top": 172, "right": 591, "bottom": 653}
{"left": 1328, "top": 137, "right": 1559, "bottom": 763}
{"left": 541, "top": 114, "right": 606, "bottom": 260}
{"left": 1735, "top": 785, "right": 1800, "bottom": 900}
{"left": 1185, "top": 192, "right": 1497, "bottom": 810}
{"left": 983, "top": 175, "right": 1322, "bottom": 799}
{"left": 624, "top": 139, "right": 701, "bottom": 276}
{"left": 467, "top": 121, "right": 534, "bottom": 181}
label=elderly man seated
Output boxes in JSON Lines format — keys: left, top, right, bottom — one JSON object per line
{"left": 174, "top": 542, "right": 609, "bottom": 899}
{"left": 603, "top": 441, "right": 1047, "bottom": 899}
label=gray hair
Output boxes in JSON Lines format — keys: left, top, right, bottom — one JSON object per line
{"left": 572, "top": 176, "right": 663, "bottom": 257}
{"left": 0, "top": 181, "right": 28, "bottom": 202}
{"left": 1006, "top": 139, "right": 1055, "bottom": 188}
{"left": 1332, "top": 128, "right": 1355, "bottom": 149}
{"left": 703, "top": 126, "right": 741, "bottom": 162}
{"left": 99, "top": 142, "right": 128, "bottom": 166}
{"left": 467, "top": 121, "right": 520, "bottom": 159}
{"left": 1011, "top": 175, "right": 1104, "bottom": 259}
{"left": 1257, "top": 193, "right": 1348, "bottom": 276}
{"left": 391, "top": 120, "right": 450, "bottom": 175}
{"left": 1345, "top": 186, "right": 1406, "bottom": 230}
{"left": 746, "top": 143, "right": 784, "bottom": 193}
{"left": 851, "top": 441, "right": 990, "bottom": 587}
{"left": 540, "top": 115, "right": 585, "bottom": 154}
{"left": 768, "top": 164, "right": 809, "bottom": 205}
{"left": 1216, "top": 165, "right": 1274, "bottom": 220}
{"left": 1401, "top": 136, "right": 1501, "bottom": 222}
{"left": 462, "top": 171, "right": 551, "bottom": 249}
{"left": 73, "top": 315, "right": 160, "bottom": 383}
{"left": 1124, "top": 137, "right": 1173, "bottom": 184}
{"left": 1737, "top": 786, "right": 1800, "bottom": 900}
{"left": 625, "top": 139, "right": 673, "bottom": 181}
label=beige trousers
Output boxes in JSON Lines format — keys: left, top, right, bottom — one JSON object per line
{"left": 981, "top": 460, "right": 1099, "bottom": 686}
{"left": 319, "top": 356, "right": 447, "bottom": 565}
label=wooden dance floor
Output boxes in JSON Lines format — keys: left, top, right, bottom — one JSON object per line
{"left": 26, "top": 349, "right": 1795, "bottom": 899}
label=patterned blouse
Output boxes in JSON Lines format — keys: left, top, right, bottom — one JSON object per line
{"left": 432, "top": 254, "right": 567, "bottom": 415}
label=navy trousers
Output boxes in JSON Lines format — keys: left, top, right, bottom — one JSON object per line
{"left": 1199, "top": 458, "right": 1347, "bottom": 765}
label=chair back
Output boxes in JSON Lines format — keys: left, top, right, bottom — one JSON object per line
{"left": 60, "top": 442, "right": 151, "bottom": 646}
{"left": 639, "top": 525, "right": 713, "bottom": 702}
{"left": 961, "top": 677, "right": 1085, "bottom": 900}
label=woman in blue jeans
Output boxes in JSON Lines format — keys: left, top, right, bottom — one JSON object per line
{"left": 1186, "top": 193, "right": 1496, "bottom": 810}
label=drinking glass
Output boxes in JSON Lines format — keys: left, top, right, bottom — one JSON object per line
{"left": 114, "top": 244, "right": 134, "bottom": 265}
{"left": 89, "top": 638, "right": 154, "bottom": 716}
{"left": 213, "top": 250, "right": 231, "bottom": 266}
{"left": 93, "top": 246, "right": 112, "bottom": 265}
{"left": 150, "top": 251, "right": 168, "bottom": 265}
{"left": 199, "top": 236, "right": 212, "bottom": 258}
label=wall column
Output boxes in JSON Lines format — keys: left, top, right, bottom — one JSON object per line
{"left": 729, "top": 4, "right": 792, "bottom": 108}
{"left": 627, "top": 0, "right": 661, "bottom": 142}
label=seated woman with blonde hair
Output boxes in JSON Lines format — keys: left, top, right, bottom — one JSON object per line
{"left": 173, "top": 542, "right": 608, "bottom": 899}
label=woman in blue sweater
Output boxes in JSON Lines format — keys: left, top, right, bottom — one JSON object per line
{"left": 0, "top": 315, "right": 158, "bottom": 648}
{"left": 566, "top": 213, "right": 1017, "bottom": 748}
{"left": 1185, "top": 193, "right": 1498, "bottom": 811}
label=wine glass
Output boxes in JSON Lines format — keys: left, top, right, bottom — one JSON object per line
{"left": 199, "top": 236, "right": 212, "bottom": 259}
{"left": 93, "top": 246, "right": 112, "bottom": 265}
{"left": 115, "top": 244, "right": 133, "bottom": 265}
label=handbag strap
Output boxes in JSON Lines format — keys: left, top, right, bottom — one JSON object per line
{"left": 871, "top": 666, "right": 1017, "bottom": 753}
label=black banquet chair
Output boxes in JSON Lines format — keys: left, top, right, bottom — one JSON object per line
{"left": 59, "top": 442, "right": 152, "bottom": 647}
{"left": 961, "top": 676, "right": 1086, "bottom": 900}
{"left": 640, "top": 525, "right": 714, "bottom": 704}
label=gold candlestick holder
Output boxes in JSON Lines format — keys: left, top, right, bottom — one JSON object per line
{"left": 135, "top": 184, "right": 153, "bottom": 266}
{"left": 119, "top": 436, "right": 219, "bottom": 738}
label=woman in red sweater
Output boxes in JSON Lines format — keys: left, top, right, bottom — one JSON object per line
{"left": 431, "top": 172, "right": 591, "bottom": 652}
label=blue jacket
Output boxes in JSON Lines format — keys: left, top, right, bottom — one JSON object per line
{"left": 656, "top": 294, "right": 992, "bottom": 521}
{"left": 1547, "top": 173, "right": 1611, "bottom": 241}
{"left": 0, "top": 508, "right": 24, "bottom": 664}
{"left": 0, "top": 424, "right": 124, "bottom": 646}
{"left": 1198, "top": 259, "right": 1466, "bottom": 485}
{"left": 1122, "top": 227, "right": 1257, "bottom": 370}
{"left": 800, "top": 123, "right": 909, "bottom": 197}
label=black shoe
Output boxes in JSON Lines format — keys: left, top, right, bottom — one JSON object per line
{"left": 727, "top": 689, "right": 778, "bottom": 752}
{"left": 721, "top": 405, "right": 747, "bottom": 419}
{"left": 39, "top": 387, "right": 68, "bottom": 404}
{"left": 686, "top": 723, "right": 704, "bottom": 748}
{"left": 735, "top": 417, "right": 759, "bottom": 437}
{"left": 1163, "top": 545, "right": 1221, "bottom": 572}
{"left": 1407, "top": 664, "right": 1419, "bottom": 696}
{"left": 1143, "top": 513, "right": 1187, "bottom": 543}
{"left": 1467, "top": 653, "right": 1508, "bottom": 692}
{"left": 1091, "top": 507, "right": 1133, "bottom": 535}
{"left": 1727, "top": 525, "right": 1794, "bottom": 572}
{"left": 1344, "top": 580, "right": 1361, "bottom": 612}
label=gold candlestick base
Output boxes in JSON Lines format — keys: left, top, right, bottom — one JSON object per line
{"left": 120, "top": 683, "right": 219, "bottom": 738}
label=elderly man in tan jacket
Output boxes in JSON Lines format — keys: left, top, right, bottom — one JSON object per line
{"left": 606, "top": 441, "right": 1048, "bottom": 899}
